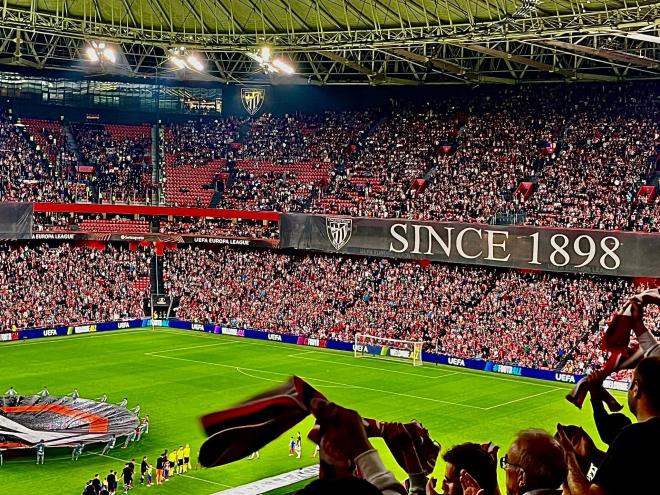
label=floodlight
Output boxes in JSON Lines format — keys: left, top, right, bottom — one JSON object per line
{"left": 186, "top": 54, "right": 204, "bottom": 71}
{"left": 168, "top": 47, "right": 205, "bottom": 72}
{"left": 272, "top": 58, "right": 295, "bottom": 74}
{"left": 171, "top": 56, "right": 187, "bottom": 69}
{"left": 86, "top": 41, "right": 117, "bottom": 65}
{"left": 102, "top": 47, "right": 117, "bottom": 64}
{"left": 85, "top": 46, "right": 100, "bottom": 63}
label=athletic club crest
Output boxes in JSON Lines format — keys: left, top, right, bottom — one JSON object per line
{"left": 326, "top": 217, "right": 352, "bottom": 251}
{"left": 241, "top": 87, "right": 265, "bottom": 115}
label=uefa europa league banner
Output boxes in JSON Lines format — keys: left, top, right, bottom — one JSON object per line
{"left": 280, "top": 214, "right": 660, "bottom": 277}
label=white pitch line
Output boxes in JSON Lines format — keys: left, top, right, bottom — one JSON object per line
{"left": 285, "top": 352, "right": 560, "bottom": 389}
{"left": 149, "top": 331, "right": 565, "bottom": 410}
{"left": 181, "top": 473, "right": 233, "bottom": 488}
{"left": 145, "top": 352, "right": 486, "bottom": 410}
{"left": 93, "top": 452, "right": 130, "bottom": 463}
{"left": 145, "top": 340, "right": 241, "bottom": 355}
{"left": 151, "top": 329, "right": 561, "bottom": 390}
{"left": 93, "top": 452, "right": 232, "bottom": 488}
{"left": 483, "top": 388, "right": 561, "bottom": 410}
{"left": 234, "top": 367, "right": 346, "bottom": 389}
{"left": 286, "top": 352, "right": 460, "bottom": 380}
{"left": 234, "top": 367, "right": 283, "bottom": 383}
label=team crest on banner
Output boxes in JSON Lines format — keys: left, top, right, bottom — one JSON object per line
{"left": 241, "top": 87, "right": 265, "bottom": 115}
{"left": 326, "top": 217, "right": 352, "bottom": 251}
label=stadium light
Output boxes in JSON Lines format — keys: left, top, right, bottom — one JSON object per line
{"left": 169, "top": 47, "right": 205, "bottom": 72}
{"left": 186, "top": 54, "right": 204, "bottom": 72}
{"left": 272, "top": 58, "right": 295, "bottom": 74}
{"left": 85, "top": 41, "right": 116, "bottom": 64}
{"left": 248, "top": 46, "right": 296, "bottom": 75}
{"left": 171, "top": 56, "right": 186, "bottom": 70}
{"left": 102, "top": 47, "right": 117, "bottom": 64}
{"left": 85, "top": 46, "right": 99, "bottom": 63}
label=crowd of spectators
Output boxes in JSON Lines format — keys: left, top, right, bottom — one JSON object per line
{"left": 70, "top": 123, "right": 152, "bottom": 203}
{"left": 163, "top": 246, "right": 654, "bottom": 375}
{"left": 217, "top": 111, "right": 375, "bottom": 211}
{"left": 438, "top": 271, "right": 626, "bottom": 373}
{"left": 566, "top": 281, "right": 660, "bottom": 378}
{"left": 157, "top": 217, "right": 278, "bottom": 238}
{"left": 218, "top": 168, "right": 323, "bottom": 212}
{"left": 3, "top": 83, "right": 658, "bottom": 233}
{"left": 523, "top": 110, "right": 657, "bottom": 230}
{"left": 0, "top": 243, "right": 149, "bottom": 331}
{"left": 234, "top": 112, "right": 373, "bottom": 165}
{"left": 0, "top": 238, "right": 655, "bottom": 379}
{"left": 0, "top": 114, "right": 77, "bottom": 202}
{"left": 275, "top": 351, "right": 660, "bottom": 495}
{"left": 31, "top": 212, "right": 278, "bottom": 239}
{"left": 164, "top": 118, "right": 242, "bottom": 168}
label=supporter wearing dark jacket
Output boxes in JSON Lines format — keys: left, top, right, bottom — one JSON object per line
{"left": 561, "top": 356, "right": 660, "bottom": 495}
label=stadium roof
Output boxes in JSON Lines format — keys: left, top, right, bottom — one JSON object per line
{"left": 0, "top": 0, "right": 658, "bottom": 84}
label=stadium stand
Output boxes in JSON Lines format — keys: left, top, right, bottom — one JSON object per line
{"left": 70, "top": 122, "right": 152, "bottom": 203}
{"left": 0, "top": 243, "right": 149, "bottom": 331}
{"left": 0, "top": 113, "right": 75, "bottom": 202}
{"left": 32, "top": 211, "right": 279, "bottom": 238}
{"left": 161, "top": 246, "right": 653, "bottom": 376}
{"left": 4, "top": 85, "right": 659, "bottom": 232}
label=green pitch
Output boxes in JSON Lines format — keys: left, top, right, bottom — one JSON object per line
{"left": 0, "top": 328, "right": 628, "bottom": 494}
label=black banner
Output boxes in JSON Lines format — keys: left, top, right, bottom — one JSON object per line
{"left": 30, "top": 231, "right": 278, "bottom": 248}
{"left": 280, "top": 214, "right": 660, "bottom": 277}
{"left": 0, "top": 203, "right": 32, "bottom": 239}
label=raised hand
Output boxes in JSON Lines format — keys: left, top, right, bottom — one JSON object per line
{"left": 381, "top": 422, "right": 424, "bottom": 475}
{"left": 308, "top": 398, "right": 373, "bottom": 476}
{"left": 425, "top": 477, "right": 439, "bottom": 495}
{"left": 460, "top": 469, "right": 485, "bottom": 495}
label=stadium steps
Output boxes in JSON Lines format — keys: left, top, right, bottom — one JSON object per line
{"left": 209, "top": 190, "right": 223, "bottom": 208}
{"left": 63, "top": 123, "right": 84, "bottom": 165}
{"left": 20, "top": 118, "right": 64, "bottom": 166}
{"left": 226, "top": 159, "right": 238, "bottom": 189}
{"left": 650, "top": 171, "right": 660, "bottom": 188}
{"left": 150, "top": 256, "right": 165, "bottom": 295}
{"left": 237, "top": 119, "right": 252, "bottom": 143}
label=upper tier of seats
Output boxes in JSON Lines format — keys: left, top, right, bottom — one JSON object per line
{"left": 3, "top": 83, "right": 658, "bottom": 231}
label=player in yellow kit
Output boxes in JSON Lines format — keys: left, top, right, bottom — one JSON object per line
{"left": 183, "top": 444, "right": 191, "bottom": 472}
{"left": 177, "top": 445, "right": 185, "bottom": 474}
{"left": 167, "top": 449, "right": 177, "bottom": 479}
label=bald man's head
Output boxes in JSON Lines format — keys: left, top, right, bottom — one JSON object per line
{"left": 505, "top": 429, "right": 567, "bottom": 495}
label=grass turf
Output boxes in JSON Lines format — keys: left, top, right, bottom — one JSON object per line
{"left": 0, "top": 328, "right": 628, "bottom": 494}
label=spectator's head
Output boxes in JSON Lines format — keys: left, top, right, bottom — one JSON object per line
{"left": 628, "top": 356, "right": 660, "bottom": 419}
{"left": 441, "top": 443, "right": 497, "bottom": 495}
{"left": 503, "top": 429, "right": 566, "bottom": 495}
